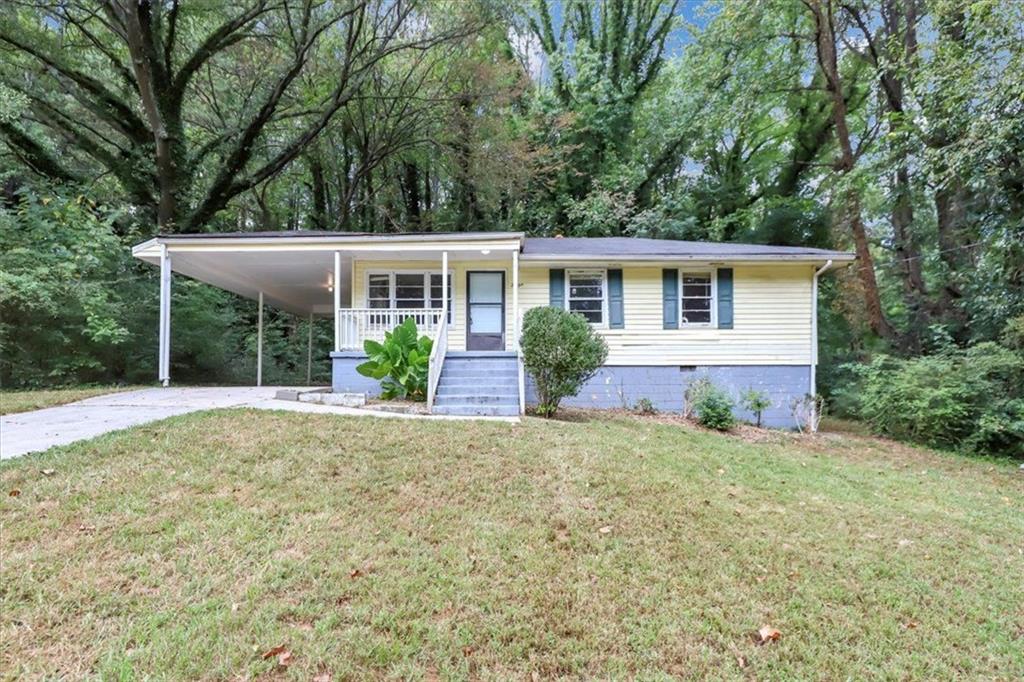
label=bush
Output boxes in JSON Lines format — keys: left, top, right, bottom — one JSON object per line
{"left": 634, "top": 397, "right": 657, "bottom": 415}
{"left": 520, "top": 306, "right": 608, "bottom": 417}
{"left": 845, "top": 336, "right": 1024, "bottom": 457}
{"left": 687, "top": 378, "right": 736, "bottom": 431}
{"left": 356, "top": 317, "right": 433, "bottom": 400}
{"left": 740, "top": 387, "right": 771, "bottom": 427}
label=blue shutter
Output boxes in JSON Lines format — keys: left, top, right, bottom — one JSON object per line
{"left": 608, "top": 269, "right": 624, "bottom": 329}
{"left": 717, "top": 268, "right": 734, "bottom": 329}
{"left": 662, "top": 269, "right": 678, "bottom": 329}
{"left": 549, "top": 269, "right": 565, "bottom": 308}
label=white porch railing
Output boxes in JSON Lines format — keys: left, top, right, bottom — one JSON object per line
{"left": 426, "top": 304, "right": 449, "bottom": 411}
{"left": 336, "top": 308, "right": 444, "bottom": 351}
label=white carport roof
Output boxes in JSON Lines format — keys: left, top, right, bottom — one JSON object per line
{"left": 132, "top": 231, "right": 525, "bottom": 315}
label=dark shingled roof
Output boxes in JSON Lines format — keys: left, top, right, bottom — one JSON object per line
{"left": 155, "top": 230, "right": 522, "bottom": 240}
{"left": 146, "top": 230, "right": 852, "bottom": 261}
{"left": 522, "top": 237, "right": 853, "bottom": 260}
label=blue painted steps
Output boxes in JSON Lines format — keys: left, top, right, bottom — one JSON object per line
{"left": 432, "top": 352, "right": 520, "bottom": 417}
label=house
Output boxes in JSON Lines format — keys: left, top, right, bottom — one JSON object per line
{"left": 132, "top": 231, "right": 854, "bottom": 426}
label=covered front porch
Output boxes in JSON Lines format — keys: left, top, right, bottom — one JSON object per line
{"left": 132, "top": 231, "right": 525, "bottom": 413}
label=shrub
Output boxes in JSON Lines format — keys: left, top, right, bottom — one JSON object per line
{"left": 634, "top": 397, "right": 657, "bottom": 415}
{"left": 845, "top": 338, "right": 1024, "bottom": 456}
{"left": 687, "top": 378, "right": 735, "bottom": 431}
{"left": 791, "top": 394, "right": 825, "bottom": 434}
{"left": 520, "top": 306, "right": 608, "bottom": 417}
{"left": 682, "top": 376, "right": 711, "bottom": 419}
{"left": 356, "top": 317, "right": 433, "bottom": 400}
{"left": 740, "top": 387, "right": 772, "bottom": 427}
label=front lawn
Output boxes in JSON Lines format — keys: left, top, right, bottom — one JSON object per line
{"left": 0, "top": 385, "right": 145, "bottom": 415}
{"left": 1, "top": 411, "right": 1021, "bottom": 679}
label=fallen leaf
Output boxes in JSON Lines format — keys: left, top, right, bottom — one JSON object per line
{"left": 312, "top": 673, "right": 333, "bottom": 682}
{"left": 349, "top": 568, "right": 363, "bottom": 579}
{"left": 598, "top": 525, "right": 613, "bottom": 534}
{"left": 462, "top": 646, "right": 474, "bottom": 657}
{"left": 8, "top": 489, "right": 20, "bottom": 497}
{"left": 231, "top": 602, "right": 239, "bottom": 613}
{"left": 277, "top": 650, "right": 293, "bottom": 666}
{"left": 78, "top": 524, "right": 96, "bottom": 533}
{"left": 754, "top": 625, "right": 781, "bottom": 645}
{"left": 41, "top": 469, "right": 55, "bottom": 476}
{"left": 531, "top": 672, "right": 540, "bottom": 682}
{"left": 904, "top": 620, "right": 919, "bottom": 630}
{"left": 261, "top": 644, "right": 286, "bottom": 660}
{"left": 736, "top": 654, "right": 748, "bottom": 668}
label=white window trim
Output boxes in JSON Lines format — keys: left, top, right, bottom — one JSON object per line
{"left": 679, "top": 267, "right": 717, "bottom": 328}
{"left": 365, "top": 269, "right": 455, "bottom": 322}
{"left": 565, "top": 268, "right": 608, "bottom": 328}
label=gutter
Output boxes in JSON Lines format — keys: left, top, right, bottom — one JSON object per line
{"left": 810, "top": 259, "right": 834, "bottom": 432}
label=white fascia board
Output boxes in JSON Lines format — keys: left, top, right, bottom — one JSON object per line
{"left": 137, "top": 232, "right": 523, "bottom": 249}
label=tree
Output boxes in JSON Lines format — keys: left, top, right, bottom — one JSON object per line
{"left": 802, "top": 0, "right": 895, "bottom": 341}
{"left": 0, "top": 0, "right": 474, "bottom": 232}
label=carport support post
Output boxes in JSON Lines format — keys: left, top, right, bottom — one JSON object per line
{"left": 257, "top": 291, "right": 264, "bottom": 387}
{"left": 158, "top": 244, "right": 171, "bottom": 387}
{"left": 333, "top": 251, "right": 341, "bottom": 351}
{"left": 306, "top": 312, "right": 313, "bottom": 385}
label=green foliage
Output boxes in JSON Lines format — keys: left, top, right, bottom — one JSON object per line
{"left": 740, "top": 388, "right": 772, "bottom": 428}
{"left": 356, "top": 317, "right": 433, "bottom": 401}
{"left": 0, "top": 190, "right": 129, "bottom": 384}
{"left": 686, "top": 377, "right": 736, "bottom": 431}
{"left": 520, "top": 306, "right": 608, "bottom": 417}
{"left": 634, "top": 397, "right": 657, "bottom": 415}
{"left": 843, "top": 337, "right": 1024, "bottom": 457}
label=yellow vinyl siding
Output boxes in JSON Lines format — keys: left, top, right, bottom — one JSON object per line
{"left": 352, "top": 259, "right": 514, "bottom": 352}
{"left": 518, "top": 264, "right": 813, "bottom": 365}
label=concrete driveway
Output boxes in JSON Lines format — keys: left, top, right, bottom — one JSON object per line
{"left": 0, "top": 386, "right": 515, "bottom": 460}
{"left": 0, "top": 387, "right": 305, "bottom": 460}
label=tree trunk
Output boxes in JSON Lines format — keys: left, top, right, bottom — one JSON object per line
{"left": 808, "top": 0, "right": 896, "bottom": 341}
{"left": 401, "top": 162, "right": 422, "bottom": 230}
{"left": 308, "top": 152, "right": 328, "bottom": 230}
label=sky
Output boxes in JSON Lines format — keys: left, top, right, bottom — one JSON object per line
{"left": 511, "top": 0, "right": 719, "bottom": 82}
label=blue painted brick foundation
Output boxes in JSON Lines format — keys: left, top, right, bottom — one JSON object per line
{"left": 334, "top": 352, "right": 811, "bottom": 429}
{"left": 524, "top": 365, "right": 811, "bottom": 429}
{"left": 330, "top": 352, "right": 381, "bottom": 396}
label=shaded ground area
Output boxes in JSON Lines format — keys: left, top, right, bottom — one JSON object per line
{"left": 1, "top": 411, "right": 1022, "bottom": 679}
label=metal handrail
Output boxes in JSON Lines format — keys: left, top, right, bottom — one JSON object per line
{"left": 426, "top": 303, "right": 449, "bottom": 411}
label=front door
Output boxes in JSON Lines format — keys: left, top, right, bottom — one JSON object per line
{"left": 466, "top": 271, "right": 505, "bottom": 350}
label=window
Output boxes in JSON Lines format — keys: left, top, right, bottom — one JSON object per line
{"left": 567, "top": 270, "right": 605, "bottom": 324}
{"left": 395, "top": 273, "right": 426, "bottom": 309}
{"left": 366, "top": 272, "right": 453, "bottom": 322}
{"left": 680, "top": 271, "right": 713, "bottom": 325}
{"left": 367, "top": 274, "right": 391, "bottom": 310}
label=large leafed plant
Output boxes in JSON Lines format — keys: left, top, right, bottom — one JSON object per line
{"left": 356, "top": 317, "right": 433, "bottom": 401}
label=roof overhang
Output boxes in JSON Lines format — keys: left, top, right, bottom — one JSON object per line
{"left": 131, "top": 232, "right": 525, "bottom": 315}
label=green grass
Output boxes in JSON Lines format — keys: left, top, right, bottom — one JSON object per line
{"left": 1, "top": 411, "right": 1022, "bottom": 680}
{"left": 0, "top": 385, "right": 145, "bottom": 415}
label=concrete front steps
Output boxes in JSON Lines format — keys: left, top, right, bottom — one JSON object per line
{"left": 432, "top": 351, "right": 520, "bottom": 417}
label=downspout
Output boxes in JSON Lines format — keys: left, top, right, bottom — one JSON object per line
{"left": 810, "top": 259, "right": 833, "bottom": 431}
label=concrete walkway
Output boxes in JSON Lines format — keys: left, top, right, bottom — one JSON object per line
{"left": 1, "top": 387, "right": 517, "bottom": 460}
